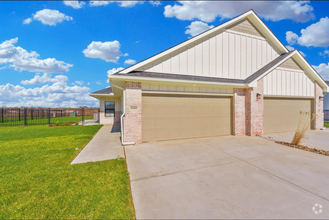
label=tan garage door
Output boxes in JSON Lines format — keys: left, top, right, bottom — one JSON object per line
{"left": 142, "top": 94, "right": 232, "bottom": 142}
{"left": 264, "top": 98, "right": 312, "bottom": 134}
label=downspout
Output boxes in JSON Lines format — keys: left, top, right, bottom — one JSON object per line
{"left": 111, "top": 84, "right": 136, "bottom": 146}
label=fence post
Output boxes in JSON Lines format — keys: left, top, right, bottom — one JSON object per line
{"left": 31, "top": 108, "right": 33, "bottom": 120}
{"left": 19, "top": 108, "right": 20, "bottom": 121}
{"left": 1, "top": 108, "right": 3, "bottom": 123}
{"left": 24, "top": 108, "right": 27, "bottom": 126}
{"left": 48, "top": 108, "right": 51, "bottom": 125}
{"left": 82, "top": 108, "right": 84, "bottom": 125}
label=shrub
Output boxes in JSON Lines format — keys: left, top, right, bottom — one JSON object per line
{"left": 291, "top": 111, "right": 317, "bottom": 145}
{"left": 75, "top": 121, "right": 79, "bottom": 126}
{"left": 54, "top": 121, "right": 60, "bottom": 126}
{"left": 65, "top": 122, "right": 69, "bottom": 126}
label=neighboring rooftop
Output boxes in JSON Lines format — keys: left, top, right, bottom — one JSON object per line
{"left": 90, "top": 87, "right": 113, "bottom": 94}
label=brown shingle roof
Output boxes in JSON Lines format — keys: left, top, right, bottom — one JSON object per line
{"left": 90, "top": 87, "right": 113, "bottom": 94}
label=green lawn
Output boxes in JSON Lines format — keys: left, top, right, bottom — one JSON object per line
{"left": 325, "top": 121, "right": 329, "bottom": 128}
{"left": 0, "top": 125, "right": 135, "bottom": 219}
{"left": 0, "top": 116, "right": 93, "bottom": 126}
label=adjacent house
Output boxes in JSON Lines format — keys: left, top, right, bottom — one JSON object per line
{"left": 90, "top": 10, "right": 328, "bottom": 144}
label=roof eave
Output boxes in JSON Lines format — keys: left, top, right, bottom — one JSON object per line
{"left": 89, "top": 93, "right": 115, "bottom": 98}
{"left": 108, "top": 74, "right": 248, "bottom": 88}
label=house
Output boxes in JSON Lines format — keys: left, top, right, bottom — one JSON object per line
{"left": 325, "top": 81, "right": 329, "bottom": 110}
{"left": 89, "top": 10, "right": 328, "bottom": 145}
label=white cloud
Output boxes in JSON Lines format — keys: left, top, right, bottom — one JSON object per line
{"left": 185, "top": 21, "right": 214, "bottom": 37}
{"left": 0, "top": 38, "right": 72, "bottom": 73}
{"left": 75, "top": 80, "right": 84, "bottom": 86}
{"left": 319, "top": 50, "right": 329, "bottom": 57}
{"left": 23, "top": 9, "right": 73, "bottom": 26}
{"left": 293, "top": 17, "right": 329, "bottom": 47}
{"left": 149, "top": 1, "right": 161, "bottom": 7}
{"left": 286, "top": 31, "right": 299, "bottom": 45}
{"left": 87, "top": 82, "right": 90, "bottom": 85}
{"left": 285, "top": 45, "right": 306, "bottom": 57}
{"left": 64, "top": 1, "right": 86, "bottom": 9}
{"left": 118, "top": 1, "right": 143, "bottom": 7}
{"left": 286, "top": 45, "right": 295, "bottom": 51}
{"left": 164, "top": 1, "right": 314, "bottom": 23}
{"left": 89, "top": 1, "right": 110, "bottom": 6}
{"left": 89, "top": 1, "right": 143, "bottom": 7}
{"left": 21, "top": 73, "right": 68, "bottom": 85}
{"left": 107, "top": 67, "right": 124, "bottom": 75}
{"left": 23, "top": 18, "right": 32, "bottom": 25}
{"left": 0, "top": 75, "right": 98, "bottom": 107}
{"left": 96, "top": 81, "right": 102, "bottom": 85}
{"left": 299, "top": 51, "right": 306, "bottom": 57}
{"left": 124, "top": 59, "right": 136, "bottom": 65}
{"left": 83, "top": 40, "right": 126, "bottom": 63}
{"left": 313, "top": 63, "right": 329, "bottom": 80}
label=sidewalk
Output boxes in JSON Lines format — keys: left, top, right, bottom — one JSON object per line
{"left": 71, "top": 125, "right": 124, "bottom": 164}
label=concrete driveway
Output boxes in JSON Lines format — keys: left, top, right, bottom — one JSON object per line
{"left": 263, "top": 129, "right": 329, "bottom": 151}
{"left": 125, "top": 136, "right": 329, "bottom": 219}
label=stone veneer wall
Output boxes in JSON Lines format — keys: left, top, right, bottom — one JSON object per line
{"left": 124, "top": 81, "right": 142, "bottom": 144}
{"left": 245, "top": 78, "right": 264, "bottom": 136}
{"left": 233, "top": 88, "right": 246, "bottom": 135}
{"left": 314, "top": 81, "right": 324, "bottom": 130}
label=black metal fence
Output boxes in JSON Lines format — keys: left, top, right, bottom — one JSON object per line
{"left": 325, "top": 110, "right": 329, "bottom": 122}
{"left": 0, "top": 107, "right": 95, "bottom": 127}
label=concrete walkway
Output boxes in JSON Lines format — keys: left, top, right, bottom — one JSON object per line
{"left": 71, "top": 125, "right": 124, "bottom": 164}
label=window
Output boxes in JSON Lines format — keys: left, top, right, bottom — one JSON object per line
{"left": 105, "top": 101, "right": 115, "bottom": 117}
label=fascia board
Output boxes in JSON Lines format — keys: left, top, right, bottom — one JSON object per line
{"left": 108, "top": 74, "right": 248, "bottom": 88}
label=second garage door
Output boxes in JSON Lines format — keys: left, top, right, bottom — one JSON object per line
{"left": 142, "top": 94, "right": 232, "bottom": 142}
{"left": 264, "top": 98, "right": 312, "bottom": 134}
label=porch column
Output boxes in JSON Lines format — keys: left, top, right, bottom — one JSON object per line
{"left": 124, "top": 81, "right": 142, "bottom": 144}
{"left": 245, "top": 78, "right": 264, "bottom": 136}
{"left": 314, "top": 81, "right": 324, "bottom": 130}
{"left": 233, "top": 88, "right": 246, "bottom": 136}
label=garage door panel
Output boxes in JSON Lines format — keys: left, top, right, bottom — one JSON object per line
{"left": 142, "top": 94, "right": 232, "bottom": 142}
{"left": 264, "top": 98, "right": 312, "bottom": 134}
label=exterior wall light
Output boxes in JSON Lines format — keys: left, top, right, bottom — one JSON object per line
{"left": 256, "top": 93, "right": 262, "bottom": 99}
{"left": 319, "top": 96, "right": 323, "bottom": 101}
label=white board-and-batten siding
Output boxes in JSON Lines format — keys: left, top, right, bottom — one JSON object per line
{"left": 263, "top": 67, "right": 314, "bottom": 97}
{"left": 136, "top": 19, "right": 280, "bottom": 79}
{"left": 142, "top": 82, "right": 233, "bottom": 95}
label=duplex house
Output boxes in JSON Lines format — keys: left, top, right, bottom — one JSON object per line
{"left": 90, "top": 10, "right": 328, "bottom": 144}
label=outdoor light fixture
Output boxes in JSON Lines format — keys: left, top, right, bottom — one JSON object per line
{"left": 256, "top": 93, "right": 262, "bottom": 99}
{"left": 319, "top": 96, "right": 323, "bottom": 101}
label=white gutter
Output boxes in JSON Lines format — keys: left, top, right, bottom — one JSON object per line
{"left": 111, "top": 84, "right": 135, "bottom": 146}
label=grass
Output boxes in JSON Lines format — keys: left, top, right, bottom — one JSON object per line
{"left": 325, "top": 121, "right": 329, "bottom": 128}
{"left": 0, "top": 125, "right": 135, "bottom": 219}
{"left": 0, "top": 116, "right": 93, "bottom": 126}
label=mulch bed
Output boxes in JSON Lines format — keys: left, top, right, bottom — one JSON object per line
{"left": 275, "top": 141, "right": 329, "bottom": 156}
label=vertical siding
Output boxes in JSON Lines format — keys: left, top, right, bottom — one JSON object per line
{"left": 137, "top": 29, "right": 280, "bottom": 79}
{"left": 263, "top": 68, "right": 314, "bottom": 97}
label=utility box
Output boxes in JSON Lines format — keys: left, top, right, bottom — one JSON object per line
{"left": 70, "top": 112, "right": 76, "bottom": 117}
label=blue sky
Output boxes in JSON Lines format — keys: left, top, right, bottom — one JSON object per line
{"left": 1, "top": 1, "right": 329, "bottom": 107}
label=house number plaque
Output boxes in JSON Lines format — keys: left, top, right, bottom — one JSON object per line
{"left": 130, "top": 106, "right": 137, "bottom": 110}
